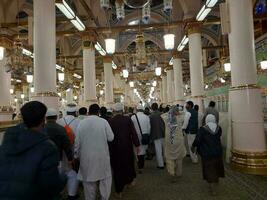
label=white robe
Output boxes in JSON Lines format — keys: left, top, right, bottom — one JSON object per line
{"left": 75, "top": 115, "right": 114, "bottom": 182}
{"left": 131, "top": 112, "right": 151, "bottom": 155}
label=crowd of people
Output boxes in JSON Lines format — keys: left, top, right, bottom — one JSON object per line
{"left": 0, "top": 100, "right": 224, "bottom": 199}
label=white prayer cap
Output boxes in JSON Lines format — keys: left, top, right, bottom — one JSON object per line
{"left": 46, "top": 108, "right": 58, "bottom": 117}
{"left": 107, "top": 109, "right": 113, "bottom": 113}
{"left": 66, "top": 103, "right": 78, "bottom": 112}
{"left": 136, "top": 104, "right": 144, "bottom": 110}
{"left": 114, "top": 103, "right": 124, "bottom": 111}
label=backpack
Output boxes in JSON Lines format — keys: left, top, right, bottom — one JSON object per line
{"left": 63, "top": 118, "right": 75, "bottom": 145}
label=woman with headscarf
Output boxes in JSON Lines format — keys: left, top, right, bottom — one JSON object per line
{"left": 164, "top": 105, "right": 186, "bottom": 182}
{"left": 192, "top": 114, "right": 225, "bottom": 195}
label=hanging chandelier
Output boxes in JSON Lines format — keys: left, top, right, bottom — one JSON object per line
{"left": 164, "top": 0, "right": 173, "bottom": 12}
{"left": 100, "top": 0, "right": 110, "bottom": 9}
{"left": 142, "top": 2, "right": 150, "bottom": 23}
{"left": 135, "top": 33, "right": 147, "bottom": 70}
{"left": 116, "top": 0, "right": 125, "bottom": 20}
{"left": 124, "top": 0, "right": 150, "bottom": 8}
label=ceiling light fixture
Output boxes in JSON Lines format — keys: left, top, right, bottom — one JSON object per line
{"left": 163, "top": 34, "right": 175, "bottom": 50}
{"left": 55, "top": 0, "right": 75, "bottom": 19}
{"left": 177, "top": 35, "right": 189, "bottom": 51}
{"left": 224, "top": 63, "right": 231, "bottom": 72}
{"left": 196, "top": 0, "right": 218, "bottom": 21}
{"left": 122, "top": 69, "right": 129, "bottom": 78}
{"left": 26, "top": 74, "right": 33, "bottom": 83}
{"left": 0, "top": 46, "right": 4, "bottom": 60}
{"left": 71, "top": 16, "right": 86, "bottom": 31}
{"left": 155, "top": 67, "right": 162, "bottom": 76}
{"left": 129, "top": 81, "right": 134, "bottom": 88}
{"left": 206, "top": 0, "right": 219, "bottom": 8}
{"left": 261, "top": 60, "right": 267, "bottom": 69}
{"left": 58, "top": 72, "right": 65, "bottom": 82}
{"left": 73, "top": 73, "right": 82, "bottom": 79}
{"left": 112, "top": 61, "right": 118, "bottom": 69}
{"left": 105, "top": 38, "right": 116, "bottom": 54}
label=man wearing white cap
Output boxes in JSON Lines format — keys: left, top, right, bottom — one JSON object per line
{"left": 45, "top": 108, "right": 73, "bottom": 163}
{"left": 75, "top": 104, "right": 114, "bottom": 200}
{"left": 131, "top": 104, "right": 151, "bottom": 173}
{"left": 57, "top": 103, "right": 80, "bottom": 200}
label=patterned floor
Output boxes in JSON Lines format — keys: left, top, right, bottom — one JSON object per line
{"left": 66, "top": 157, "right": 267, "bottom": 200}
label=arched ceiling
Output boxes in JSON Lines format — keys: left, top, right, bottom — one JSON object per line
{"left": 0, "top": 0, "right": 227, "bottom": 82}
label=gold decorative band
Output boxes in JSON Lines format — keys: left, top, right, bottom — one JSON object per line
{"left": 35, "top": 92, "right": 59, "bottom": 97}
{"left": 103, "top": 56, "right": 112, "bottom": 63}
{"left": 187, "top": 23, "right": 202, "bottom": 35}
{"left": 0, "top": 106, "right": 14, "bottom": 113}
{"left": 172, "top": 52, "right": 183, "bottom": 59}
{"left": 191, "top": 95, "right": 205, "bottom": 98}
{"left": 231, "top": 149, "right": 267, "bottom": 175}
{"left": 230, "top": 84, "right": 259, "bottom": 91}
{"left": 0, "top": 120, "right": 21, "bottom": 131}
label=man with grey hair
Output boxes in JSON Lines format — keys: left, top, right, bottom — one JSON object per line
{"left": 131, "top": 104, "right": 151, "bottom": 173}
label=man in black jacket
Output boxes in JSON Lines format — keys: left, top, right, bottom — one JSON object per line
{"left": 0, "top": 101, "right": 66, "bottom": 200}
{"left": 45, "top": 108, "right": 73, "bottom": 162}
{"left": 182, "top": 101, "right": 199, "bottom": 163}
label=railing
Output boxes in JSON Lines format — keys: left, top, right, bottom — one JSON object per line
{"left": 0, "top": 120, "right": 20, "bottom": 132}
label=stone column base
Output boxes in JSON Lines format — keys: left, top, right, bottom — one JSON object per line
{"left": 32, "top": 92, "right": 59, "bottom": 111}
{"left": 231, "top": 150, "right": 267, "bottom": 175}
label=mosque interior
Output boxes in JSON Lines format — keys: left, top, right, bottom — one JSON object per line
{"left": 0, "top": 0, "right": 267, "bottom": 199}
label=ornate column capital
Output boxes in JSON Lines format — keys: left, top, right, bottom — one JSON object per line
{"left": 165, "top": 65, "right": 173, "bottom": 71}
{"left": 172, "top": 51, "right": 183, "bottom": 59}
{"left": 103, "top": 56, "right": 112, "bottom": 63}
{"left": 0, "top": 35, "right": 13, "bottom": 48}
{"left": 186, "top": 22, "right": 202, "bottom": 35}
{"left": 81, "top": 32, "right": 96, "bottom": 49}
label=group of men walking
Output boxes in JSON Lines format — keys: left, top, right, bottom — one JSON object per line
{"left": 0, "top": 99, "right": 224, "bottom": 199}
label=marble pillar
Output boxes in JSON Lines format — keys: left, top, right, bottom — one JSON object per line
{"left": 0, "top": 56, "right": 12, "bottom": 121}
{"left": 103, "top": 56, "right": 114, "bottom": 108}
{"left": 33, "top": 0, "right": 58, "bottom": 110}
{"left": 167, "top": 69, "right": 174, "bottom": 104}
{"left": 228, "top": 0, "right": 267, "bottom": 174}
{"left": 162, "top": 75, "right": 167, "bottom": 104}
{"left": 188, "top": 24, "right": 205, "bottom": 112}
{"left": 173, "top": 52, "right": 184, "bottom": 105}
{"left": 83, "top": 36, "right": 97, "bottom": 106}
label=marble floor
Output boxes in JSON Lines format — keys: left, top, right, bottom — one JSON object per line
{"left": 63, "top": 157, "right": 267, "bottom": 200}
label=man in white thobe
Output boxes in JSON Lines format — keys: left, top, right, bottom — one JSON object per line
{"left": 57, "top": 104, "right": 80, "bottom": 200}
{"left": 75, "top": 104, "right": 114, "bottom": 200}
{"left": 131, "top": 105, "right": 151, "bottom": 173}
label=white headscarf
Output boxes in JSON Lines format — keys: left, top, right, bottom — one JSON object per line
{"left": 205, "top": 114, "right": 217, "bottom": 133}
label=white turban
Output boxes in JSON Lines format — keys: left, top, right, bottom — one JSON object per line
{"left": 136, "top": 104, "right": 144, "bottom": 110}
{"left": 66, "top": 104, "right": 78, "bottom": 112}
{"left": 113, "top": 103, "right": 124, "bottom": 112}
{"left": 46, "top": 108, "right": 58, "bottom": 117}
